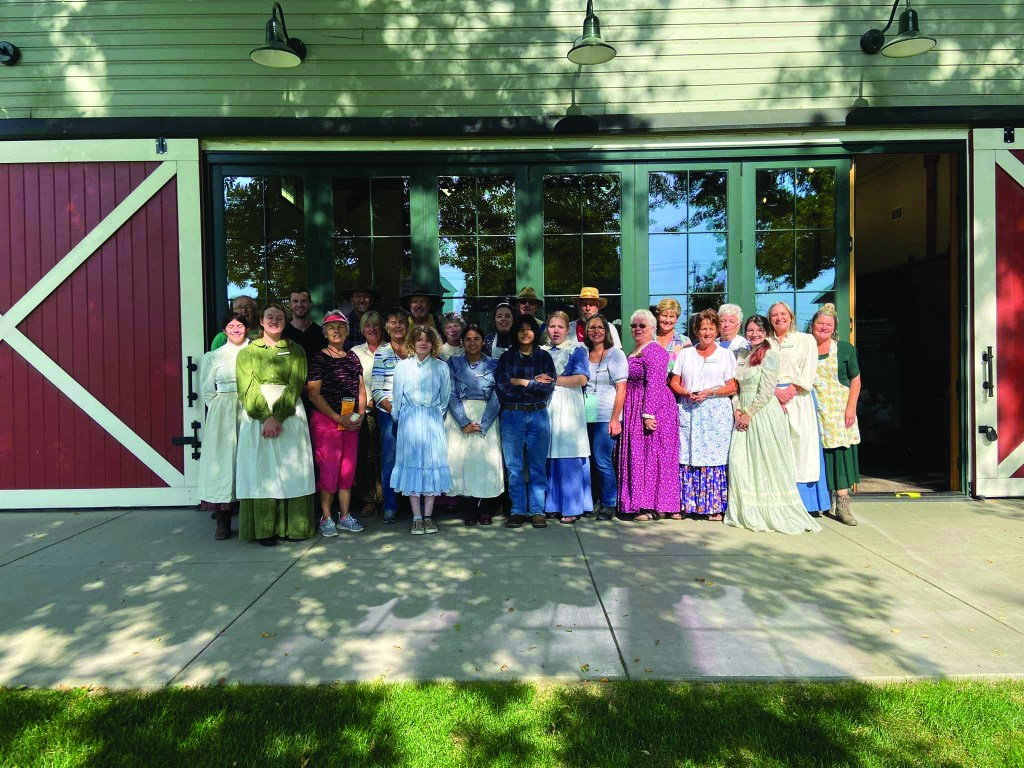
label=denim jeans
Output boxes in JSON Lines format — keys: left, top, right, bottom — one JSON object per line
{"left": 378, "top": 408, "right": 399, "bottom": 512}
{"left": 587, "top": 422, "right": 618, "bottom": 507}
{"left": 500, "top": 408, "right": 551, "bottom": 516}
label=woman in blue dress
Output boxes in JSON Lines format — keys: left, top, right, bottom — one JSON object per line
{"left": 446, "top": 324, "right": 503, "bottom": 526}
{"left": 390, "top": 325, "right": 453, "bottom": 535}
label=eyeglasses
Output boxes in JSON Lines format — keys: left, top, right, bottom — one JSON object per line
{"left": 630, "top": 323, "right": 648, "bottom": 329}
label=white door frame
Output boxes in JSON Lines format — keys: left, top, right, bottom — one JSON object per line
{"left": 0, "top": 139, "right": 204, "bottom": 509}
{"left": 972, "top": 128, "right": 1024, "bottom": 497}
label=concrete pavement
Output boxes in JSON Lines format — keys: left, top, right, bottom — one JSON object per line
{"left": 1, "top": 497, "right": 1023, "bottom": 688}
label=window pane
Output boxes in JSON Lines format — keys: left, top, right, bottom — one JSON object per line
{"left": 756, "top": 170, "right": 795, "bottom": 230}
{"left": 754, "top": 291, "right": 794, "bottom": 319}
{"left": 332, "top": 238, "right": 372, "bottom": 300}
{"left": 332, "top": 178, "right": 371, "bottom": 237}
{"left": 438, "top": 176, "right": 476, "bottom": 235}
{"left": 648, "top": 171, "right": 688, "bottom": 233}
{"left": 585, "top": 234, "right": 621, "bottom": 294}
{"left": 225, "top": 238, "right": 264, "bottom": 296}
{"left": 755, "top": 230, "right": 795, "bottom": 291}
{"left": 797, "top": 291, "right": 835, "bottom": 331}
{"left": 372, "top": 177, "right": 411, "bottom": 237}
{"left": 688, "top": 233, "right": 727, "bottom": 294}
{"left": 224, "top": 177, "right": 266, "bottom": 238}
{"left": 544, "top": 236, "right": 579, "bottom": 296}
{"left": 478, "top": 236, "right": 516, "bottom": 296}
{"left": 688, "top": 171, "right": 727, "bottom": 233}
{"left": 543, "top": 175, "right": 580, "bottom": 234}
{"left": 582, "top": 174, "right": 621, "bottom": 233}
{"left": 265, "top": 177, "right": 305, "bottom": 238}
{"left": 265, "top": 238, "right": 306, "bottom": 302}
{"left": 649, "top": 234, "right": 687, "bottom": 294}
{"left": 371, "top": 237, "right": 412, "bottom": 309}
{"left": 796, "top": 168, "right": 836, "bottom": 230}
{"left": 439, "top": 236, "right": 473, "bottom": 305}
{"left": 688, "top": 294, "right": 726, "bottom": 319}
{"left": 476, "top": 176, "right": 516, "bottom": 235}
{"left": 795, "top": 231, "right": 836, "bottom": 292}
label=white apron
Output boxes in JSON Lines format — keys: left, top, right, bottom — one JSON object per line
{"left": 547, "top": 343, "right": 591, "bottom": 459}
{"left": 236, "top": 384, "right": 316, "bottom": 500}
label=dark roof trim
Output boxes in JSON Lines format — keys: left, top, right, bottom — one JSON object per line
{"left": 0, "top": 106, "right": 1019, "bottom": 141}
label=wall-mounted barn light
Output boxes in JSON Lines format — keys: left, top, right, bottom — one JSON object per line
{"left": 0, "top": 42, "right": 20, "bottom": 66}
{"left": 567, "top": 0, "right": 616, "bottom": 65}
{"left": 860, "top": 0, "right": 936, "bottom": 58}
{"left": 250, "top": 3, "right": 307, "bottom": 68}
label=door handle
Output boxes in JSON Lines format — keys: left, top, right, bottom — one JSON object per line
{"left": 981, "top": 346, "right": 994, "bottom": 395}
{"left": 172, "top": 420, "right": 202, "bottom": 460}
{"left": 185, "top": 356, "right": 199, "bottom": 406}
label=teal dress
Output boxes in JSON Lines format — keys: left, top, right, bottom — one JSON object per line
{"left": 724, "top": 348, "right": 821, "bottom": 535}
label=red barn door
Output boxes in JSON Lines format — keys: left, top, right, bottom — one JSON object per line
{"left": 972, "top": 128, "right": 1024, "bottom": 497}
{"left": 0, "top": 140, "right": 203, "bottom": 508}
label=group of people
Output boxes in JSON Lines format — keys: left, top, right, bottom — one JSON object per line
{"left": 197, "top": 282, "right": 862, "bottom": 545}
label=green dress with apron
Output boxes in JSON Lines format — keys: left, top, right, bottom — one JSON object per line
{"left": 813, "top": 340, "right": 861, "bottom": 491}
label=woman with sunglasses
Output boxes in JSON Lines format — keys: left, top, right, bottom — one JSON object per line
{"left": 617, "top": 309, "right": 681, "bottom": 521}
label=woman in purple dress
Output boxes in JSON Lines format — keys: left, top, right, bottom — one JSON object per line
{"left": 617, "top": 309, "right": 682, "bottom": 521}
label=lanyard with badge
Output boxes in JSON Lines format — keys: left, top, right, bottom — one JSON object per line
{"left": 585, "top": 351, "right": 605, "bottom": 422}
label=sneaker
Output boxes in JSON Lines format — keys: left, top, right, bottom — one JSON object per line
{"left": 382, "top": 509, "right": 398, "bottom": 525}
{"left": 318, "top": 518, "right": 338, "bottom": 537}
{"left": 411, "top": 518, "right": 426, "bottom": 535}
{"left": 423, "top": 518, "right": 439, "bottom": 534}
{"left": 337, "top": 515, "right": 364, "bottom": 533}
{"left": 596, "top": 506, "right": 616, "bottom": 521}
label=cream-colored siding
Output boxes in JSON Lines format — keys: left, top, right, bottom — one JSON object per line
{"left": 1, "top": 1, "right": 1019, "bottom": 123}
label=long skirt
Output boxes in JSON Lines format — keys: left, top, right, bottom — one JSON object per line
{"left": 353, "top": 409, "right": 383, "bottom": 507}
{"left": 680, "top": 464, "right": 728, "bottom": 516}
{"left": 239, "top": 496, "right": 315, "bottom": 540}
{"left": 796, "top": 391, "right": 832, "bottom": 513}
{"left": 824, "top": 444, "right": 860, "bottom": 492}
{"left": 445, "top": 400, "right": 504, "bottom": 499}
{"left": 545, "top": 457, "right": 594, "bottom": 518}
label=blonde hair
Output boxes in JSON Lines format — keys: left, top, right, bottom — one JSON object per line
{"left": 810, "top": 303, "right": 839, "bottom": 339}
{"left": 655, "top": 298, "right": 682, "bottom": 317}
{"left": 404, "top": 324, "right": 443, "bottom": 357}
{"left": 360, "top": 310, "right": 383, "bottom": 334}
{"left": 767, "top": 301, "right": 795, "bottom": 337}
{"left": 547, "top": 310, "right": 571, "bottom": 328}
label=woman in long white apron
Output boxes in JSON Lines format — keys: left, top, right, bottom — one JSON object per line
{"left": 768, "top": 301, "right": 831, "bottom": 515}
{"left": 197, "top": 311, "right": 249, "bottom": 539}
{"left": 543, "top": 311, "right": 593, "bottom": 523}
{"left": 236, "top": 303, "right": 316, "bottom": 546}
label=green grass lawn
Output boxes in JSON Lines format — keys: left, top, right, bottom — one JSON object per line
{"left": 1, "top": 680, "right": 1022, "bottom": 767}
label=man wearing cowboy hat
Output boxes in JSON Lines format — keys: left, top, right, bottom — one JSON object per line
{"left": 515, "top": 287, "right": 547, "bottom": 342}
{"left": 568, "top": 287, "right": 622, "bottom": 348}
{"left": 400, "top": 285, "right": 443, "bottom": 332}
{"left": 339, "top": 282, "right": 381, "bottom": 351}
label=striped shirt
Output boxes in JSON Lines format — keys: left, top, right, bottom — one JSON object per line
{"left": 371, "top": 342, "right": 405, "bottom": 411}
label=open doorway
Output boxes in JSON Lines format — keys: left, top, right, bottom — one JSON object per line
{"left": 852, "top": 153, "right": 961, "bottom": 493}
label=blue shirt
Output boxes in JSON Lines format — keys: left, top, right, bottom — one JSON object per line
{"left": 495, "top": 347, "right": 556, "bottom": 407}
{"left": 448, "top": 355, "right": 501, "bottom": 433}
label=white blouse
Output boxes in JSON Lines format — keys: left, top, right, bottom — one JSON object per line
{"left": 671, "top": 344, "right": 737, "bottom": 391}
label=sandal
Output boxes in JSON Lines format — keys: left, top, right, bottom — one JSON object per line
{"left": 560, "top": 515, "right": 579, "bottom": 524}
{"left": 634, "top": 513, "right": 655, "bottom": 522}
{"left": 708, "top": 513, "right": 724, "bottom": 521}
{"left": 667, "top": 513, "right": 684, "bottom": 520}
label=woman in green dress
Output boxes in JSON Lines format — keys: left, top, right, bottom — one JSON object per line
{"left": 724, "top": 315, "right": 821, "bottom": 535}
{"left": 810, "top": 303, "right": 862, "bottom": 526}
{"left": 235, "top": 302, "right": 316, "bottom": 546}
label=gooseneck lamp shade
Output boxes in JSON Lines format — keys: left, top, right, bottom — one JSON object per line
{"left": 567, "top": 0, "right": 616, "bottom": 65}
{"left": 250, "top": 2, "right": 307, "bottom": 68}
{"left": 860, "top": 0, "right": 936, "bottom": 58}
{"left": 0, "top": 41, "right": 20, "bottom": 66}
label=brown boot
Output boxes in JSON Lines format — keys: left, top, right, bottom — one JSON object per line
{"left": 834, "top": 494, "right": 857, "bottom": 526}
{"left": 215, "top": 509, "right": 232, "bottom": 540}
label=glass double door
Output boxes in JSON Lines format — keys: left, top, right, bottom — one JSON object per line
{"left": 211, "top": 157, "right": 849, "bottom": 341}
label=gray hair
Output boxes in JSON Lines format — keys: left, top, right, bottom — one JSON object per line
{"left": 718, "top": 303, "right": 744, "bottom": 320}
{"left": 629, "top": 308, "right": 656, "bottom": 329}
